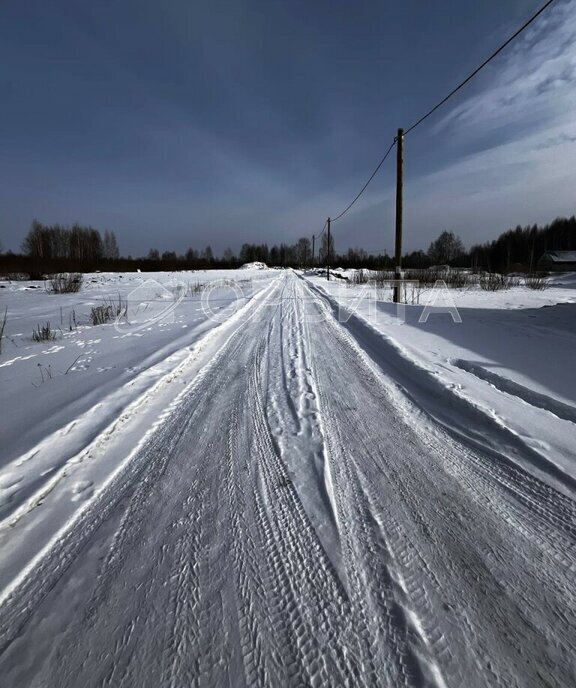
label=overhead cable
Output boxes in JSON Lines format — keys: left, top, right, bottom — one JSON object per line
{"left": 404, "top": 0, "right": 558, "bottom": 135}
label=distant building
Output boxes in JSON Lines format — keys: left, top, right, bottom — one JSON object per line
{"left": 537, "top": 251, "right": 576, "bottom": 271}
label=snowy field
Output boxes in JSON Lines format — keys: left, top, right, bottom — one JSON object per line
{"left": 0, "top": 269, "right": 276, "bottom": 589}
{"left": 0, "top": 267, "right": 575, "bottom": 687}
{"left": 307, "top": 270, "right": 576, "bottom": 491}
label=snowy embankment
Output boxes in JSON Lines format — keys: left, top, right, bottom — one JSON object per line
{"left": 304, "top": 270, "right": 576, "bottom": 493}
{"left": 0, "top": 269, "right": 277, "bottom": 592}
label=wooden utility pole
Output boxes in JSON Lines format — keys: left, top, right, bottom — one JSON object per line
{"left": 327, "top": 218, "right": 331, "bottom": 281}
{"left": 312, "top": 234, "right": 315, "bottom": 268}
{"left": 393, "top": 128, "right": 404, "bottom": 303}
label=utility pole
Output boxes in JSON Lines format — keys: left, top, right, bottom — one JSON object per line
{"left": 393, "top": 128, "right": 404, "bottom": 304}
{"left": 312, "top": 234, "right": 315, "bottom": 268}
{"left": 327, "top": 218, "right": 331, "bottom": 281}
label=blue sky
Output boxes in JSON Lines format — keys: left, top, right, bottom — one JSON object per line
{"left": 1, "top": 0, "right": 575, "bottom": 256}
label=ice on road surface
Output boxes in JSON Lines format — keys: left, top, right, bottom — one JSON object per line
{"left": 0, "top": 271, "right": 575, "bottom": 687}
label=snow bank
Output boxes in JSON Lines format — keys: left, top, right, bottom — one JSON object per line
{"left": 239, "top": 261, "right": 268, "bottom": 270}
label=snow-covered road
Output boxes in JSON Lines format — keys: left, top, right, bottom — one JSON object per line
{"left": 1, "top": 271, "right": 575, "bottom": 687}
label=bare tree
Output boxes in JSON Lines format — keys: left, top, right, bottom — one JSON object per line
{"left": 22, "top": 221, "right": 104, "bottom": 263}
{"left": 318, "top": 232, "right": 335, "bottom": 265}
{"left": 427, "top": 231, "right": 464, "bottom": 264}
{"left": 296, "top": 237, "right": 311, "bottom": 267}
{"left": 103, "top": 230, "right": 120, "bottom": 259}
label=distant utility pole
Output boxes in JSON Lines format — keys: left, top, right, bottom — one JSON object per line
{"left": 327, "top": 218, "right": 331, "bottom": 281}
{"left": 312, "top": 234, "right": 315, "bottom": 268}
{"left": 393, "top": 128, "right": 404, "bottom": 303}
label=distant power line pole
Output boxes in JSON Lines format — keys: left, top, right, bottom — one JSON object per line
{"left": 327, "top": 218, "right": 331, "bottom": 281}
{"left": 393, "top": 128, "right": 403, "bottom": 304}
{"left": 312, "top": 234, "right": 315, "bottom": 268}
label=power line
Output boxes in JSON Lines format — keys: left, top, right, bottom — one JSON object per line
{"left": 331, "top": 139, "right": 397, "bottom": 223}
{"left": 404, "top": 0, "right": 558, "bottom": 135}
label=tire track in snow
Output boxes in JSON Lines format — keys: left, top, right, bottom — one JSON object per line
{"left": 300, "top": 302, "right": 438, "bottom": 686}
{"left": 299, "top": 274, "right": 576, "bottom": 687}
{"left": 250, "top": 342, "right": 368, "bottom": 686}
{"left": 0, "top": 279, "right": 284, "bottom": 683}
{"left": 0, "top": 275, "right": 378, "bottom": 687}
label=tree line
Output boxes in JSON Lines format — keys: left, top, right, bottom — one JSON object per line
{"left": 468, "top": 216, "right": 576, "bottom": 272}
{"left": 1, "top": 215, "right": 574, "bottom": 275}
{"left": 3, "top": 223, "right": 341, "bottom": 273}
{"left": 392, "top": 216, "right": 576, "bottom": 272}
{"left": 21, "top": 220, "right": 119, "bottom": 262}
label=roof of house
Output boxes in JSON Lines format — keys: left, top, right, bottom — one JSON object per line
{"left": 540, "top": 250, "right": 576, "bottom": 263}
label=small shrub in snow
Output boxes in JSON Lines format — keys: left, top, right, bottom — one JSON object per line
{"left": 405, "top": 269, "right": 438, "bottom": 287}
{"left": 187, "top": 281, "right": 206, "bottom": 295}
{"left": 35, "top": 362, "right": 53, "bottom": 384}
{"left": 373, "top": 270, "right": 395, "bottom": 287}
{"left": 480, "top": 273, "right": 502, "bottom": 291}
{"left": 0, "top": 306, "right": 7, "bottom": 354}
{"left": 351, "top": 270, "right": 370, "bottom": 285}
{"left": 347, "top": 268, "right": 476, "bottom": 292}
{"left": 524, "top": 273, "right": 548, "bottom": 290}
{"left": 479, "top": 273, "right": 519, "bottom": 291}
{"left": 32, "top": 322, "right": 57, "bottom": 342}
{"left": 444, "top": 270, "right": 474, "bottom": 289}
{"left": 90, "top": 305, "right": 114, "bottom": 325}
{"left": 49, "top": 273, "right": 83, "bottom": 293}
{"left": 407, "top": 269, "right": 476, "bottom": 289}
{"left": 90, "top": 296, "right": 127, "bottom": 325}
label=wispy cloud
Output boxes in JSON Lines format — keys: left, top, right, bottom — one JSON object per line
{"left": 433, "top": 0, "right": 576, "bottom": 141}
